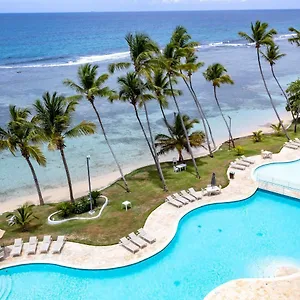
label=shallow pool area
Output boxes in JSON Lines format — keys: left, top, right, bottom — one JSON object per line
{"left": 1, "top": 189, "right": 300, "bottom": 300}
{"left": 254, "top": 159, "right": 300, "bottom": 190}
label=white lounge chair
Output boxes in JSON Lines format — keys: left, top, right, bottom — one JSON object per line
{"left": 27, "top": 236, "right": 38, "bottom": 255}
{"left": 261, "top": 150, "right": 272, "bottom": 159}
{"left": 180, "top": 190, "right": 195, "bottom": 202}
{"left": 166, "top": 196, "right": 182, "bottom": 208}
{"left": 292, "top": 139, "right": 300, "bottom": 146}
{"left": 240, "top": 155, "right": 255, "bottom": 164}
{"left": 119, "top": 237, "right": 139, "bottom": 253}
{"left": 137, "top": 228, "right": 156, "bottom": 244}
{"left": 40, "top": 235, "right": 52, "bottom": 253}
{"left": 52, "top": 236, "right": 65, "bottom": 254}
{"left": 188, "top": 188, "right": 202, "bottom": 200}
{"left": 235, "top": 159, "right": 250, "bottom": 167}
{"left": 11, "top": 238, "right": 23, "bottom": 257}
{"left": 173, "top": 166, "right": 180, "bottom": 172}
{"left": 230, "top": 162, "right": 246, "bottom": 170}
{"left": 128, "top": 232, "right": 147, "bottom": 248}
{"left": 284, "top": 142, "right": 298, "bottom": 150}
{"left": 289, "top": 141, "right": 300, "bottom": 148}
{"left": 295, "top": 138, "right": 300, "bottom": 144}
{"left": 173, "top": 193, "right": 189, "bottom": 205}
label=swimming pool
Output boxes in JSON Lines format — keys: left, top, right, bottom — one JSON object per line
{"left": 254, "top": 159, "right": 300, "bottom": 190}
{"left": 1, "top": 189, "right": 300, "bottom": 299}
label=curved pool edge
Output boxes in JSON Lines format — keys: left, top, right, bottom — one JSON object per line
{"left": 1, "top": 145, "right": 300, "bottom": 299}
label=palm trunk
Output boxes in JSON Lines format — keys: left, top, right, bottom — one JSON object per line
{"left": 25, "top": 156, "right": 44, "bottom": 205}
{"left": 159, "top": 102, "right": 174, "bottom": 137}
{"left": 256, "top": 49, "right": 290, "bottom": 141}
{"left": 213, "top": 86, "right": 235, "bottom": 148}
{"left": 295, "top": 109, "right": 299, "bottom": 133}
{"left": 133, "top": 104, "right": 167, "bottom": 189}
{"left": 144, "top": 103, "right": 168, "bottom": 191}
{"left": 168, "top": 74, "right": 200, "bottom": 178}
{"left": 181, "top": 75, "right": 214, "bottom": 157}
{"left": 178, "top": 149, "right": 184, "bottom": 162}
{"left": 270, "top": 65, "right": 295, "bottom": 122}
{"left": 90, "top": 101, "right": 130, "bottom": 192}
{"left": 59, "top": 147, "right": 74, "bottom": 203}
{"left": 189, "top": 78, "right": 217, "bottom": 150}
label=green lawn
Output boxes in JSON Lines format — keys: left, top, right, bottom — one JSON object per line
{"left": 0, "top": 130, "right": 299, "bottom": 246}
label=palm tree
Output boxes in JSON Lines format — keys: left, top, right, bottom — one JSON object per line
{"left": 155, "top": 113, "right": 205, "bottom": 162}
{"left": 261, "top": 44, "right": 295, "bottom": 122}
{"left": 157, "top": 42, "right": 201, "bottom": 178}
{"left": 238, "top": 21, "right": 290, "bottom": 140}
{"left": 203, "top": 63, "right": 235, "bottom": 148}
{"left": 34, "top": 92, "right": 96, "bottom": 203}
{"left": 270, "top": 122, "right": 283, "bottom": 136}
{"left": 116, "top": 72, "right": 167, "bottom": 191}
{"left": 288, "top": 27, "right": 300, "bottom": 46}
{"left": 6, "top": 203, "right": 38, "bottom": 231}
{"left": 0, "top": 106, "right": 46, "bottom": 205}
{"left": 252, "top": 130, "right": 263, "bottom": 143}
{"left": 170, "top": 26, "right": 216, "bottom": 156}
{"left": 63, "top": 64, "right": 130, "bottom": 192}
{"left": 286, "top": 79, "right": 300, "bottom": 133}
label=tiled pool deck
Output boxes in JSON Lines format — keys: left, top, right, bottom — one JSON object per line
{"left": 1, "top": 146, "right": 300, "bottom": 299}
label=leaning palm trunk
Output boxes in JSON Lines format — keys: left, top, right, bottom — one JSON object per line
{"left": 181, "top": 75, "right": 214, "bottom": 157}
{"left": 256, "top": 49, "right": 290, "bottom": 140}
{"left": 90, "top": 101, "right": 130, "bottom": 192}
{"left": 168, "top": 74, "right": 200, "bottom": 178}
{"left": 25, "top": 156, "right": 44, "bottom": 205}
{"left": 133, "top": 104, "right": 168, "bottom": 190}
{"left": 213, "top": 86, "right": 235, "bottom": 148}
{"left": 270, "top": 65, "right": 296, "bottom": 124}
{"left": 144, "top": 103, "right": 168, "bottom": 191}
{"left": 59, "top": 148, "right": 74, "bottom": 203}
{"left": 159, "top": 102, "right": 174, "bottom": 137}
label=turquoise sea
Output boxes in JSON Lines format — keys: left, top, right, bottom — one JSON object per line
{"left": 0, "top": 10, "right": 300, "bottom": 201}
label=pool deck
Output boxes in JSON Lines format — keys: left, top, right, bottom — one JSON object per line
{"left": 1, "top": 146, "right": 300, "bottom": 299}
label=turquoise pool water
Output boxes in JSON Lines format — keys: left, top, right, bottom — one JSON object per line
{"left": 1, "top": 189, "right": 300, "bottom": 299}
{"left": 254, "top": 159, "right": 300, "bottom": 190}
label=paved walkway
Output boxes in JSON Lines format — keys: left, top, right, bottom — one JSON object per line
{"left": 1, "top": 146, "right": 300, "bottom": 299}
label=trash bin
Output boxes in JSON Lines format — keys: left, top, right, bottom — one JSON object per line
{"left": 229, "top": 171, "right": 235, "bottom": 179}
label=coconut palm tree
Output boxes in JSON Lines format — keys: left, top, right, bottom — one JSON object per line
{"left": 155, "top": 113, "right": 205, "bottom": 162}
{"left": 286, "top": 79, "right": 300, "bottom": 133}
{"left": 6, "top": 203, "right": 38, "bottom": 231}
{"left": 34, "top": 92, "right": 96, "bottom": 203}
{"left": 203, "top": 63, "right": 235, "bottom": 148}
{"left": 261, "top": 44, "right": 295, "bottom": 123}
{"left": 252, "top": 130, "right": 263, "bottom": 143}
{"left": 157, "top": 42, "right": 201, "bottom": 178}
{"left": 63, "top": 64, "right": 130, "bottom": 192}
{"left": 116, "top": 71, "right": 167, "bottom": 191}
{"left": 288, "top": 27, "right": 300, "bottom": 47}
{"left": 270, "top": 122, "right": 283, "bottom": 136}
{"left": 238, "top": 21, "right": 290, "bottom": 140}
{"left": 0, "top": 106, "right": 46, "bottom": 205}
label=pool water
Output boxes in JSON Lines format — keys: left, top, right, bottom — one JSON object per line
{"left": 254, "top": 159, "right": 300, "bottom": 189}
{"left": 1, "top": 190, "right": 300, "bottom": 300}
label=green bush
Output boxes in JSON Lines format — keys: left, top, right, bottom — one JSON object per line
{"left": 73, "top": 197, "right": 91, "bottom": 214}
{"left": 91, "top": 190, "right": 101, "bottom": 206}
{"left": 57, "top": 202, "right": 74, "bottom": 218}
{"left": 234, "top": 145, "right": 245, "bottom": 156}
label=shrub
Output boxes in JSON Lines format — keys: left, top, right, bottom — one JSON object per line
{"left": 234, "top": 145, "right": 245, "bottom": 156}
{"left": 252, "top": 130, "right": 263, "bottom": 143}
{"left": 73, "top": 197, "right": 91, "bottom": 214}
{"left": 270, "top": 122, "right": 283, "bottom": 136}
{"left": 57, "top": 202, "right": 74, "bottom": 218}
{"left": 91, "top": 190, "right": 101, "bottom": 206}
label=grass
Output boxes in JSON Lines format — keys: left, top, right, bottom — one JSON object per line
{"left": 0, "top": 129, "right": 299, "bottom": 246}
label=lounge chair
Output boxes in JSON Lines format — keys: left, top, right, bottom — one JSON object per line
{"left": 230, "top": 162, "right": 246, "bottom": 170}
{"left": 284, "top": 142, "right": 298, "bottom": 150}
{"left": 40, "top": 235, "right": 52, "bottom": 253}
{"left": 52, "top": 236, "right": 65, "bottom": 254}
{"left": 0, "top": 247, "right": 4, "bottom": 260}
{"left": 119, "top": 237, "right": 139, "bottom": 253}
{"left": 295, "top": 138, "right": 300, "bottom": 144}
{"left": 27, "top": 236, "right": 38, "bottom": 255}
{"left": 261, "top": 150, "right": 272, "bottom": 159}
{"left": 235, "top": 159, "right": 250, "bottom": 167}
{"left": 180, "top": 190, "right": 195, "bottom": 202}
{"left": 292, "top": 139, "right": 300, "bottom": 146}
{"left": 11, "top": 238, "right": 23, "bottom": 257}
{"left": 188, "top": 188, "right": 202, "bottom": 200}
{"left": 128, "top": 232, "right": 147, "bottom": 248}
{"left": 240, "top": 155, "right": 255, "bottom": 164}
{"left": 289, "top": 141, "right": 300, "bottom": 148}
{"left": 173, "top": 166, "right": 179, "bottom": 172}
{"left": 173, "top": 193, "right": 189, "bottom": 205}
{"left": 165, "top": 196, "right": 182, "bottom": 208}
{"left": 137, "top": 228, "right": 156, "bottom": 244}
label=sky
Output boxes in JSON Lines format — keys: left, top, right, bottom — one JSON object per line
{"left": 0, "top": 0, "right": 299, "bottom": 13}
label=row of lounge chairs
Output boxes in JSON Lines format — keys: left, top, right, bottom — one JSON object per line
{"left": 230, "top": 156, "right": 255, "bottom": 171}
{"left": 120, "top": 228, "right": 156, "bottom": 253}
{"left": 284, "top": 139, "right": 300, "bottom": 150}
{"left": 166, "top": 188, "right": 202, "bottom": 208}
{"left": 10, "top": 235, "right": 65, "bottom": 257}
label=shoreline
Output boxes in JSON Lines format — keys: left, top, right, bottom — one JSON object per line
{"left": 0, "top": 112, "right": 293, "bottom": 213}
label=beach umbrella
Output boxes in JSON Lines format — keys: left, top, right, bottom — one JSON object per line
{"left": 0, "top": 229, "right": 5, "bottom": 239}
{"left": 211, "top": 173, "right": 216, "bottom": 186}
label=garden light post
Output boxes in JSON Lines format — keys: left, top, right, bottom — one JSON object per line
{"left": 86, "top": 155, "right": 94, "bottom": 214}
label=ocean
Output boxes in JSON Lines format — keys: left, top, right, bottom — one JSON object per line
{"left": 0, "top": 10, "right": 299, "bottom": 202}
